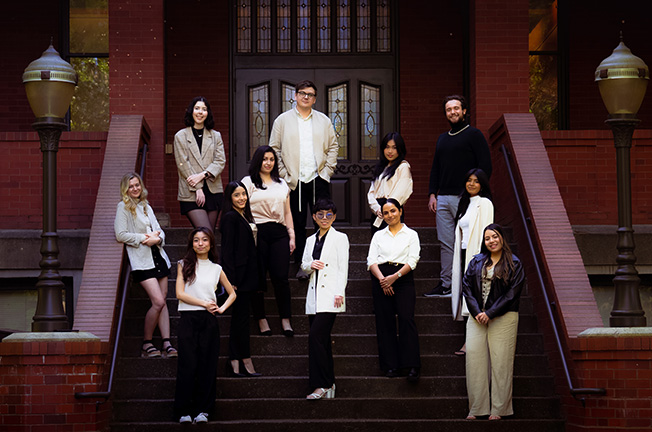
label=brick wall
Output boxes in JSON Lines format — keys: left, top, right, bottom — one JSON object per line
{"left": 0, "top": 3, "right": 60, "bottom": 133}
{"left": 109, "top": 0, "right": 166, "bottom": 209}
{"left": 164, "top": 0, "right": 231, "bottom": 227}
{"left": 397, "top": 0, "right": 465, "bottom": 227}
{"left": 542, "top": 129, "right": 652, "bottom": 225}
{"left": 565, "top": 335, "right": 652, "bottom": 432}
{"left": 469, "top": 0, "right": 530, "bottom": 134}
{"left": 0, "top": 132, "right": 107, "bottom": 229}
{"left": 0, "top": 338, "right": 111, "bottom": 432}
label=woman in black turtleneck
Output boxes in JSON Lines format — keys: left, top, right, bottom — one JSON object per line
{"left": 174, "top": 97, "right": 226, "bottom": 230}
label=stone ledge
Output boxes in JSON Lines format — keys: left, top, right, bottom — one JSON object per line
{"left": 578, "top": 327, "right": 652, "bottom": 337}
{"left": 2, "top": 331, "right": 100, "bottom": 342}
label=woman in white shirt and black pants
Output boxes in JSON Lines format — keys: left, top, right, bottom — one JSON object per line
{"left": 367, "top": 198, "right": 421, "bottom": 381}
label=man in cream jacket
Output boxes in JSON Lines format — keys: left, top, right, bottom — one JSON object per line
{"left": 269, "top": 80, "right": 339, "bottom": 279}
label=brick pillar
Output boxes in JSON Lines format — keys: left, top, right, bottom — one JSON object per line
{"left": 469, "top": 0, "right": 530, "bottom": 134}
{"left": 109, "top": 0, "right": 166, "bottom": 208}
{"left": 0, "top": 333, "right": 110, "bottom": 432}
{"left": 566, "top": 329, "right": 652, "bottom": 432}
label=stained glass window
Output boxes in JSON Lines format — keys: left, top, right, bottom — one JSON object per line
{"left": 282, "top": 82, "right": 297, "bottom": 112}
{"left": 249, "top": 83, "right": 269, "bottom": 158}
{"left": 328, "top": 84, "right": 348, "bottom": 159}
{"left": 317, "top": 1, "right": 332, "bottom": 53}
{"left": 235, "top": 1, "right": 393, "bottom": 54}
{"left": 277, "top": 0, "right": 291, "bottom": 52}
{"left": 357, "top": 2, "right": 371, "bottom": 52}
{"left": 237, "top": 0, "right": 252, "bottom": 53}
{"left": 336, "top": 1, "right": 351, "bottom": 52}
{"left": 257, "top": 0, "right": 271, "bottom": 52}
{"left": 376, "top": 0, "right": 391, "bottom": 52}
{"left": 297, "top": 0, "right": 311, "bottom": 53}
{"left": 361, "top": 83, "right": 380, "bottom": 160}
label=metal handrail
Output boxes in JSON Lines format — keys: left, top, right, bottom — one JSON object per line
{"left": 75, "top": 132, "right": 149, "bottom": 403}
{"left": 500, "top": 145, "right": 605, "bottom": 405}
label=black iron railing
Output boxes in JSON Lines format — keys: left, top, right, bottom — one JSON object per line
{"left": 500, "top": 145, "right": 605, "bottom": 405}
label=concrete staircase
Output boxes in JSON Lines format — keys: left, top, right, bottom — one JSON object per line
{"left": 110, "top": 227, "right": 564, "bottom": 431}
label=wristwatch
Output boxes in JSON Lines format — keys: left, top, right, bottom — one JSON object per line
{"left": 397, "top": 271, "right": 402, "bottom": 278}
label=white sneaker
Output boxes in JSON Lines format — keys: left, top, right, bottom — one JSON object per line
{"left": 193, "top": 413, "right": 208, "bottom": 424}
{"left": 179, "top": 415, "right": 192, "bottom": 424}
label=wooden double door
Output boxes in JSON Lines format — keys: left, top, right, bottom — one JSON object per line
{"left": 232, "top": 68, "right": 395, "bottom": 226}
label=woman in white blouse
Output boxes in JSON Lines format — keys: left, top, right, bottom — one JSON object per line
{"left": 242, "top": 145, "right": 296, "bottom": 337}
{"left": 451, "top": 169, "right": 493, "bottom": 355}
{"left": 114, "top": 172, "right": 176, "bottom": 359}
{"left": 367, "top": 198, "right": 421, "bottom": 381}
{"left": 367, "top": 132, "right": 413, "bottom": 232}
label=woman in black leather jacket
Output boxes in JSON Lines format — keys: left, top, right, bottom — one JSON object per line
{"left": 462, "top": 223, "right": 524, "bottom": 421}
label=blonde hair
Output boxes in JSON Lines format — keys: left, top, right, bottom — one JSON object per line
{"left": 119, "top": 172, "right": 148, "bottom": 217}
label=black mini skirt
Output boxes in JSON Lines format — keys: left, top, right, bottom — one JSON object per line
{"left": 131, "top": 246, "right": 171, "bottom": 283}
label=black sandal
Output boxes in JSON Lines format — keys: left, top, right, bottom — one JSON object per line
{"left": 162, "top": 338, "right": 178, "bottom": 358}
{"left": 141, "top": 340, "right": 161, "bottom": 358}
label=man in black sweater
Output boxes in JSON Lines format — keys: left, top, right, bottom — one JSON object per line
{"left": 425, "top": 95, "right": 492, "bottom": 297}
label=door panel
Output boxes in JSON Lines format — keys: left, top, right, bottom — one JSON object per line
{"left": 233, "top": 68, "right": 394, "bottom": 226}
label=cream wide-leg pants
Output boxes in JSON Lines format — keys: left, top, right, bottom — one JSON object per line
{"left": 465, "top": 311, "right": 519, "bottom": 417}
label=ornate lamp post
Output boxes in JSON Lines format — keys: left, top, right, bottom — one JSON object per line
{"left": 22, "top": 43, "right": 77, "bottom": 332}
{"left": 595, "top": 36, "right": 648, "bottom": 327}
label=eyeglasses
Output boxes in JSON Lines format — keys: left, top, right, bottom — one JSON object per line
{"left": 315, "top": 212, "right": 334, "bottom": 220}
{"left": 297, "top": 91, "right": 316, "bottom": 99}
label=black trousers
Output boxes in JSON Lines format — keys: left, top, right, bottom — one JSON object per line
{"left": 251, "top": 222, "right": 292, "bottom": 319}
{"left": 290, "top": 176, "right": 330, "bottom": 261}
{"left": 370, "top": 264, "right": 421, "bottom": 371}
{"left": 174, "top": 311, "right": 220, "bottom": 418}
{"left": 308, "top": 313, "right": 337, "bottom": 389}
{"left": 229, "top": 290, "right": 251, "bottom": 360}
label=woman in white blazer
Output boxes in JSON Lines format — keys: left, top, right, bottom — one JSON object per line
{"left": 300, "top": 199, "right": 349, "bottom": 400}
{"left": 367, "top": 132, "right": 413, "bottom": 232}
{"left": 451, "top": 169, "right": 493, "bottom": 355}
{"left": 174, "top": 96, "right": 226, "bottom": 230}
{"left": 115, "top": 172, "right": 176, "bottom": 358}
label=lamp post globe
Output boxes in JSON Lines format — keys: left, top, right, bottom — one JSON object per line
{"left": 22, "top": 43, "right": 77, "bottom": 332}
{"left": 595, "top": 36, "right": 648, "bottom": 327}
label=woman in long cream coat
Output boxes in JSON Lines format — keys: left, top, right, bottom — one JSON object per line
{"left": 301, "top": 198, "right": 349, "bottom": 400}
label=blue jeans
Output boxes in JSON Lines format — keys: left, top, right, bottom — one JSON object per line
{"left": 436, "top": 195, "right": 459, "bottom": 288}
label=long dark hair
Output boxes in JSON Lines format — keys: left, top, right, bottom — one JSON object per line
{"left": 479, "top": 223, "right": 515, "bottom": 282}
{"left": 372, "top": 132, "right": 407, "bottom": 182}
{"left": 455, "top": 168, "right": 492, "bottom": 221}
{"left": 183, "top": 96, "right": 215, "bottom": 130}
{"left": 181, "top": 227, "right": 218, "bottom": 285}
{"left": 249, "top": 145, "right": 281, "bottom": 189}
{"left": 222, "top": 181, "right": 254, "bottom": 223}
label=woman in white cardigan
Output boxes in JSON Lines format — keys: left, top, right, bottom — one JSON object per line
{"left": 301, "top": 199, "right": 349, "bottom": 400}
{"left": 367, "top": 132, "right": 413, "bottom": 232}
{"left": 451, "top": 169, "right": 493, "bottom": 355}
{"left": 114, "top": 172, "right": 176, "bottom": 358}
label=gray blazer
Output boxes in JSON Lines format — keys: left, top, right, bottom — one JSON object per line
{"left": 173, "top": 127, "right": 226, "bottom": 201}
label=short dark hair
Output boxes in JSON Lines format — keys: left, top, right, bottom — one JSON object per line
{"left": 183, "top": 96, "right": 215, "bottom": 130}
{"left": 295, "top": 80, "right": 317, "bottom": 96}
{"left": 312, "top": 198, "right": 337, "bottom": 215}
{"left": 442, "top": 94, "right": 468, "bottom": 113}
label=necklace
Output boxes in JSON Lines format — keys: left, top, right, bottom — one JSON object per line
{"left": 448, "top": 124, "right": 470, "bottom": 136}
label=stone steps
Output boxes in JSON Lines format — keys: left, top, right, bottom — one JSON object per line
{"left": 110, "top": 227, "right": 563, "bottom": 432}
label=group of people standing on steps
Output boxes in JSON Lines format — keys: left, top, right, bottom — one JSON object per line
{"left": 113, "top": 85, "right": 524, "bottom": 424}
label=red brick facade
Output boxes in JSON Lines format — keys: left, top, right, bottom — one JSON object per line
{"left": 0, "top": 338, "right": 110, "bottom": 432}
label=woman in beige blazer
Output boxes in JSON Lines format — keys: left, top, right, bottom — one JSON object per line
{"left": 174, "top": 97, "right": 226, "bottom": 230}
